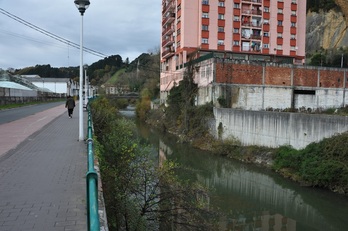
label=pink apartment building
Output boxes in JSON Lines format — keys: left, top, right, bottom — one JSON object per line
{"left": 160, "top": 0, "right": 307, "bottom": 101}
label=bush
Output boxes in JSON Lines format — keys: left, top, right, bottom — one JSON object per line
{"left": 272, "top": 134, "right": 348, "bottom": 193}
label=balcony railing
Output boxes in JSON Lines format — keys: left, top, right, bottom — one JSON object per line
{"left": 162, "top": 0, "right": 175, "bottom": 14}
{"left": 162, "top": 38, "right": 174, "bottom": 47}
{"left": 162, "top": 48, "right": 175, "bottom": 59}
{"left": 241, "top": 22, "right": 262, "bottom": 28}
{"left": 162, "top": 13, "right": 175, "bottom": 25}
{"left": 241, "top": 0, "right": 262, "bottom": 3}
{"left": 162, "top": 26, "right": 174, "bottom": 36}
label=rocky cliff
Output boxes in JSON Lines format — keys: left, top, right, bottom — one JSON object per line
{"left": 306, "top": 1, "right": 348, "bottom": 53}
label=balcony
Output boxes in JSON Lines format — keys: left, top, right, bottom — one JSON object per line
{"left": 162, "top": 26, "right": 174, "bottom": 36}
{"left": 162, "top": 13, "right": 175, "bottom": 26}
{"left": 241, "top": 0, "right": 262, "bottom": 3}
{"left": 163, "top": 1, "right": 175, "bottom": 15}
{"left": 241, "top": 21, "right": 262, "bottom": 28}
{"left": 162, "top": 48, "right": 175, "bottom": 59}
{"left": 162, "top": 38, "right": 174, "bottom": 47}
{"left": 241, "top": 9, "right": 262, "bottom": 15}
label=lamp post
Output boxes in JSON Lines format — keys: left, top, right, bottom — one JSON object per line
{"left": 84, "top": 64, "right": 88, "bottom": 109}
{"left": 74, "top": 0, "right": 90, "bottom": 141}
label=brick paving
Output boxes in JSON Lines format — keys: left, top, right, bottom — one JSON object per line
{"left": 0, "top": 104, "right": 87, "bottom": 230}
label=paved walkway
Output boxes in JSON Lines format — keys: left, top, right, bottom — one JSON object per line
{"left": 0, "top": 103, "right": 87, "bottom": 230}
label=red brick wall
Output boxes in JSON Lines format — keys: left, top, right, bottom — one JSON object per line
{"left": 293, "top": 68, "right": 318, "bottom": 87}
{"left": 216, "top": 63, "right": 262, "bottom": 84}
{"left": 215, "top": 61, "right": 347, "bottom": 89}
{"left": 264, "top": 66, "right": 291, "bottom": 85}
{"left": 319, "top": 69, "right": 344, "bottom": 88}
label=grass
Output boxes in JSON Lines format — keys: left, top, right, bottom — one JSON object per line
{"left": 0, "top": 99, "right": 65, "bottom": 110}
{"left": 106, "top": 68, "right": 126, "bottom": 85}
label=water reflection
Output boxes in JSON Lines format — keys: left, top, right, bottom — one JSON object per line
{"left": 121, "top": 109, "right": 348, "bottom": 231}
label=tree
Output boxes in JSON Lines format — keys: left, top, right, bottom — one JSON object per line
{"left": 166, "top": 51, "right": 198, "bottom": 133}
{"left": 90, "top": 97, "right": 218, "bottom": 231}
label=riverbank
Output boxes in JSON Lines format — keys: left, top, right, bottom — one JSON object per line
{"left": 145, "top": 107, "right": 348, "bottom": 196}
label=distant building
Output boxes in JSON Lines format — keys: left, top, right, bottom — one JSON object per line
{"left": 160, "top": 0, "right": 307, "bottom": 101}
{"left": 22, "top": 75, "right": 79, "bottom": 96}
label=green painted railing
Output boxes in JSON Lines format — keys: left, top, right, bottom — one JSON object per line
{"left": 86, "top": 105, "right": 100, "bottom": 231}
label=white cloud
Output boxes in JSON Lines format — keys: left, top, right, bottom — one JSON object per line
{"left": 0, "top": 0, "right": 161, "bottom": 69}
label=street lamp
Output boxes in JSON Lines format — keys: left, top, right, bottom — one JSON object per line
{"left": 84, "top": 64, "right": 88, "bottom": 109}
{"left": 74, "top": 0, "right": 90, "bottom": 141}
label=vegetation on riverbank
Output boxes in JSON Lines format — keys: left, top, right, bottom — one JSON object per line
{"left": 137, "top": 56, "right": 348, "bottom": 196}
{"left": 273, "top": 135, "right": 348, "bottom": 194}
{"left": 90, "top": 97, "right": 218, "bottom": 231}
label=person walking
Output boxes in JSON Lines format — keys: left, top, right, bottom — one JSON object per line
{"left": 65, "top": 95, "right": 75, "bottom": 118}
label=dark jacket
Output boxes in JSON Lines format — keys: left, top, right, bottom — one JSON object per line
{"left": 65, "top": 97, "right": 75, "bottom": 109}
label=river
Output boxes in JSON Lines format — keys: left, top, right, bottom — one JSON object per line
{"left": 120, "top": 108, "right": 348, "bottom": 231}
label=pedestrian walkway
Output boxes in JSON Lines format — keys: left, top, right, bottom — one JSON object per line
{"left": 0, "top": 103, "right": 87, "bottom": 230}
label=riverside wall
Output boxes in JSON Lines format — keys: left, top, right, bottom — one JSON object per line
{"left": 213, "top": 108, "right": 348, "bottom": 149}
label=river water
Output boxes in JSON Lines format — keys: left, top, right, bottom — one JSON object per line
{"left": 120, "top": 108, "right": 348, "bottom": 231}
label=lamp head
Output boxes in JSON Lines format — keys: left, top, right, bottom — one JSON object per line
{"left": 74, "top": 0, "right": 90, "bottom": 15}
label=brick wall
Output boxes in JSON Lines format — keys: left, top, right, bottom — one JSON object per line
{"left": 264, "top": 66, "right": 291, "bottom": 85}
{"left": 293, "top": 67, "right": 318, "bottom": 87}
{"left": 215, "top": 60, "right": 347, "bottom": 89}
{"left": 216, "top": 63, "right": 263, "bottom": 84}
{"left": 319, "top": 69, "right": 344, "bottom": 88}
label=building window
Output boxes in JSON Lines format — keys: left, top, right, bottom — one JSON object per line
{"left": 291, "top": 22, "right": 296, "bottom": 27}
{"left": 277, "top": 45, "right": 282, "bottom": 50}
{"left": 291, "top": 10, "right": 296, "bottom": 15}
{"left": 233, "top": 40, "right": 240, "bottom": 46}
{"left": 264, "top": 7, "right": 269, "bottom": 12}
{"left": 202, "top": 25, "right": 209, "bottom": 30}
{"left": 233, "top": 16, "right": 240, "bottom": 21}
{"left": 234, "top": 3, "right": 240, "bottom": 8}
{"left": 263, "top": 44, "right": 269, "bottom": 48}
{"left": 263, "top": 32, "right": 269, "bottom": 37}
{"left": 277, "top": 33, "right": 282, "bottom": 38}
{"left": 291, "top": 46, "right": 296, "bottom": 51}
{"left": 233, "top": 28, "right": 239, "bottom": 33}
{"left": 202, "top": 38, "right": 209, "bottom": 44}
{"left": 177, "top": 4, "right": 181, "bottom": 11}
{"left": 177, "top": 28, "right": 181, "bottom": 35}
{"left": 218, "top": 40, "right": 224, "bottom": 45}
{"left": 291, "top": 34, "right": 296, "bottom": 39}
{"left": 264, "top": 19, "right": 269, "bottom": 24}
{"left": 202, "top": 12, "right": 209, "bottom": 18}
{"left": 278, "top": 21, "right": 283, "bottom": 26}
{"left": 218, "top": 14, "right": 225, "bottom": 20}
{"left": 292, "top": 0, "right": 297, "bottom": 3}
{"left": 218, "top": 26, "right": 224, "bottom": 32}
{"left": 278, "top": 9, "right": 283, "bottom": 14}
{"left": 202, "top": 0, "right": 209, "bottom": 5}
{"left": 218, "top": 1, "right": 225, "bottom": 7}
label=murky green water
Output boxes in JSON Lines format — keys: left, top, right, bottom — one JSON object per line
{"left": 121, "top": 109, "right": 348, "bottom": 231}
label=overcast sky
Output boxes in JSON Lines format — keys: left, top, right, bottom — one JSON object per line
{"left": 0, "top": 0, "right": 161, "bottom": 70}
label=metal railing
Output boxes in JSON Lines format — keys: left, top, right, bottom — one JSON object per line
{"left": 86, "top": 105, "right": 100, "bottom": 230}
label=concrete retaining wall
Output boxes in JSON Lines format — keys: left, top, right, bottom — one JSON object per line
{"left": 213, "top": 108, "right": 348, "bottom": 149}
